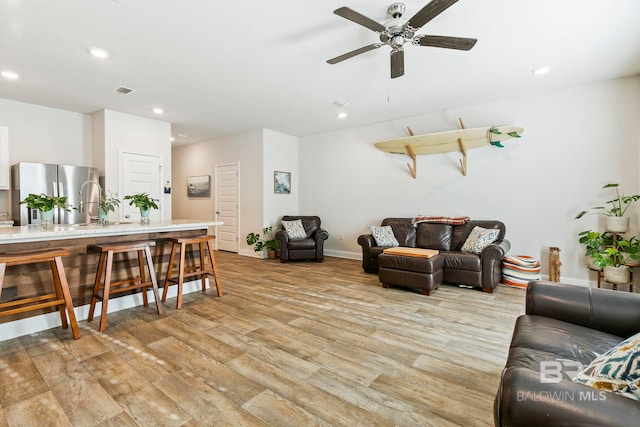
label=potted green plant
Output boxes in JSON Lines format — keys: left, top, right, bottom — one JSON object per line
{"left": 590, "top": 237, "right": 639, "bottom": 284}
{"left": 575, "top": 183, "right": 640, "bottom": 232}
{"left": 621, "top": 236, "right": 640, "bottom": 267}
{"left": 19, "top": 193, "right": 70, "bottom": 228}
{"left": 124, "top": 193, "right": 159, "bottom": 223}
{"left": 98, "top": 191, "right": 120, "bottom": 225}
{"left": 578, "top": 230, "right": 613, "bottom": 270}
{"left": 246, "top": 226, "right": 280, "bottom": 259}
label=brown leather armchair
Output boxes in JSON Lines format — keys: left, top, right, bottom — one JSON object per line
{"left": 276, "top": 216, "right": 329, "bottom": 263}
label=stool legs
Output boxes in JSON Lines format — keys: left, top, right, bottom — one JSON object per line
{"left": 52, "top": 256, "right": 80, "bottom": 339}
{"left": 0, "top": 249, "right": 79, "bottom": 339}
{"left": 88, "top": 245, "right": 162, "bottom": 332}
{"left": 143, "top": 246, "right": 163, "bottom": 316}
{"left": 162, "top": 237, "right": 222, "bottom": 309}
{"left": 206, "top": 239, "right": 222, "bottom": 297}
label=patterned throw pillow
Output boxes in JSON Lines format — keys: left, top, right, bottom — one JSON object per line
{"left": 573, "top": 331, "right": 640, "bottom": 400}
{"left": 460, "top": 226, "right": 500, "bottom": 254}
{"left": 369, "top": 225, "right": 399, "bottom": 247}
{"left": 282, "top": 219, "right": 307, "bottom": 240}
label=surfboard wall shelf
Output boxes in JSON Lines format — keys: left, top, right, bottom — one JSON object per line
{"left": 375, "top": 118, "right": 524, "bottom": 178}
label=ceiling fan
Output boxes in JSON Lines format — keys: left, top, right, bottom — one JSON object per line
{"left": 327, "top": 0, "right": 477, "bottom": 78}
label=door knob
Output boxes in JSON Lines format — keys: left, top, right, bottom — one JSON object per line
{"left": 125, "top": 214, "right": 130, "bottom": 219}
{"left": 215, "top": 211, "right": 220, "bottom": 215}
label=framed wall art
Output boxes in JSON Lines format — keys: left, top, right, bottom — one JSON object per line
{"left": 274, "top": 171, "right": 291, "bottom": 194}
{"left": 187, "top": 175, "right": 211, "bottom": 197}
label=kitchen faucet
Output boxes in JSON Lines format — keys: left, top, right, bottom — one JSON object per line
{"left": 79, "top": 181, "right": 102, "bottom": 218}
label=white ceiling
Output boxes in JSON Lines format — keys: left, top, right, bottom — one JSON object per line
{"left": 1, "top": 0, "right": 639, "bottom": 146}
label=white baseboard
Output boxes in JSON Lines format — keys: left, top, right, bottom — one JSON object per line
{"left": 239, "top": 248, "right": 264, "bottom": 258}
{"left": 324, "top": 249, "right": 361, "bottom": 260}
{"left": 0, "top": 280, "right": 205, "bottom": 342}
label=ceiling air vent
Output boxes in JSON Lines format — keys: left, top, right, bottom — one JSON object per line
{"left": 113, "top": 86, "right": 135, "bottom": 95}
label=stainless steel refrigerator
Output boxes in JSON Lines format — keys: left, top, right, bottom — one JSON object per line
{"left": 11, "top": 162, "right": 100, "bottom": 225}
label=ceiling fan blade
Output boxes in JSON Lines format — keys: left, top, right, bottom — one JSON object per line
{"left": 390, "top": 49, "right": 405, "bottom": 79}
{"left": 407, "top": 0, "right": 458, "bottom": 30}
{"left": 414, "top": 35, "right": 477, "bottom": 50}
{"left": 334, "top": 7, "right": 386, "bottom": 33}
{"left": 327, "top": 44, "right": 383, "bottom": 64}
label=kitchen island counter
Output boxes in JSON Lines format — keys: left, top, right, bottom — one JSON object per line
{"left": 0, "top": 219, "right": 223, "bottom": 327}
{"left": 0, "top": 219, "right": 221, "bottom": 244}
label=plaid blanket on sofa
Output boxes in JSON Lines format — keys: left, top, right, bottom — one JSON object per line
{"left": 411, "top": 216, "right": 470, "bottom": 226}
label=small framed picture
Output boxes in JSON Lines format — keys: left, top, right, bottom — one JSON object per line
{"left": 187, "top": 175, "right": 211, "bottom": 197}
{"left": 274, "top": 171, "right": 291, "bottom": 194}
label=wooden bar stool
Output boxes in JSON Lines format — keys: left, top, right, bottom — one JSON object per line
{"left": 88, "top": 241, "right": 163, "bottom": 332}
{"left": 161, "top": 235, "right": 222, "bottom": 309}
{"left": 0, "top": 248, "right": 80, "bottom": 339}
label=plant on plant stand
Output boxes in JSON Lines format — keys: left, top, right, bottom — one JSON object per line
{"left": 19, "top": 193, "right": 71, "bottom": 229}
{"left": 578, "top": 230, "right": 613, "bottom": 270}
{"left": 98, "top": 191, "right": 120, "bottom": 225}
{"left": 590, "top": 237, "right": 640, "bottom": 285}
{"left": 575, "top": 183, "right": 640, "bottom": 233}
{"left": 124, "top": 193, "right": 159, "bottom": 224}
{"left": 246, "top": 226, "right": 280, "bottom": 259}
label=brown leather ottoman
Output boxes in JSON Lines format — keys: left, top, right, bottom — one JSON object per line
{"left": 378, "top": 251, "right": 444, "bottom": 295}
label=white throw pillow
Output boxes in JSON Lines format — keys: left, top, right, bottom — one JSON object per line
{"left": 369, "top": 225, "right": 399, "bottom": 247}
{"left": 460, "top": 226, "right": 499, "bottom": 254}
{"left": 282, "top": 219, "right": 307, "bottom": 240}
{"left": 572, "top": 331, "right": 640, "bottom": 400}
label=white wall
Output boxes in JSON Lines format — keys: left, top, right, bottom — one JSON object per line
{"left": 172, "top": 129, "right": 264, "bottom": 254}
{"left": 97, "top": 109, "right": 172, "bottom": 221}
{"left": 263, "top": 129, "right": 299, "bottom": 228}
{"left": 0, "top": 98, "right": 92, "bottom": 216}
{"left": 299, "top": 76, "right": 640, "bottom": 284}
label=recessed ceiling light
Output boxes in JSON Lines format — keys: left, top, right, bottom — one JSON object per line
{"left": 170, "top": 136, "right": 175, "bottom": 142}
{"left": 1, "top": 70, "right": 19, "bottom": 80}
{"left": 89, "top": 47, "right": 110, "bottom": 59}
{"left": 532, "top": 67, "right": 550, "bottom": 75}
{"left": 152, "top": 108, "right": 164, "bottom": 115}
{"left": 337, "top": 111, "right": 348, "bottom": 119}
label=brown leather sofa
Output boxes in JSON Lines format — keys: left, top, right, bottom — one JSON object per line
{"left": 358, "top": 218, "right": 510, "bottom": 293}
{"left": 275, "top": 216, "right": 329, "bottom": 263}
{"left": 495, "top": 280, "right": 640, "bottom": 426}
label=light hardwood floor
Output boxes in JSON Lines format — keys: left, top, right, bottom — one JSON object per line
{"left": 0, "top": 252, "right": 526, "bottom": 426}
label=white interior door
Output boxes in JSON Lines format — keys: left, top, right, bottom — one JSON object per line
{"left": 215, "top": 163, "right": 239, "bottom": 252}
{"left": 120, "top": 151, "right": 162, "bottom": 222}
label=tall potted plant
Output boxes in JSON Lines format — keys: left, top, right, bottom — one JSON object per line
{"left": 124, "top": 193, "right": 159, "bottom": 223}
{"left": 575, "top": 183, "right": 640, "bottom": 233}
{"left": 246, "top": 226, "right": 280, "bottom": 259}
{"left": 19, "top": 193, "right": 70, "bottom": 228}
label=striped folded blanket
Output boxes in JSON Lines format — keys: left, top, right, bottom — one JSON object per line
{"left": 412, "top": 216, "right": 470, "bottom": 226}
{"left": 502, "top": 256, "right": 541, "bottom": 289}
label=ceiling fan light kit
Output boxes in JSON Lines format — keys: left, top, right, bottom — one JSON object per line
{"left": 327, "top": 0, "right": 477, "bottom": 78}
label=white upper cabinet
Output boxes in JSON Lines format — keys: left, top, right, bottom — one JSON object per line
{"left": 0, "top": 127, "right": 8, "bottom": 190}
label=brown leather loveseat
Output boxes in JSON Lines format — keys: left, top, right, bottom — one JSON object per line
{"left": 358, "top": 218, "right": 510, "bottom": 293}
{"left": 494, "top": 280, "right": 640, "bottom": 426}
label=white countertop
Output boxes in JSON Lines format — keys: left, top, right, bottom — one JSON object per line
{"left": 0, "top": 219, "right": 222, "bottom": 244}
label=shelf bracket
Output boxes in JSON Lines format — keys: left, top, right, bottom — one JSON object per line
{"left": 406, "top": 144, "right": 417, "bottom": 179}
{"left": 458, "top": 117, "right": 468, "bottom": 176}
{"left": 405, "top": 126, "right": 417, "bottom": 179}
{"left": 458, "top": 138, "right": 467, "bottom": 176}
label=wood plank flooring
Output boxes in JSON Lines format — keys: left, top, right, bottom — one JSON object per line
{"left": 0, "top": 252, "right": 526, "bottom": 426}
